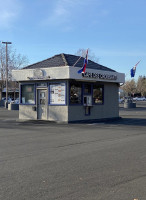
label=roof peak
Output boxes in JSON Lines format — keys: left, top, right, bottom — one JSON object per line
{"left": 23, "top": 53, "right": 115, "bottom": 72}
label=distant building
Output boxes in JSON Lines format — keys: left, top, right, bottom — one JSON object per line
{"left": 2, "top": 87, "right": 19, "bottom": 99}
{"left": 0, "top": 80, "right": 19, "bottom": 100}
{"left": 12, "top": 53, "right": 125, "bottom": 123}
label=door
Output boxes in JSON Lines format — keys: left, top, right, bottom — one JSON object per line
{"left": 37, "top": 89, "right": 48, "bottom": 120}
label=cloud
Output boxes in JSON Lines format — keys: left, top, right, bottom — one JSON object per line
{"left": 42, "top": 0, "right": 72, "bottom": 27}
{"left": 47, "top": 2, "right": 70, "bottom": 25}
{"left": 41, "top": 0, "right": 96, "bottom": 29}
{"left": 0, "top": 0, "right": 21, "bottom": 29}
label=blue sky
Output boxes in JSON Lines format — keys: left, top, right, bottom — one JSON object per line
{"left": 0, "top": 0, "right": 146, "bottom": 80}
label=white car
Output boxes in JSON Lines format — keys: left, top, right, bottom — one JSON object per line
{"left": 133, "top": 97, "right": 138, "bottom": 101}
{"left": 119, "top": 98, "right": 124, "bottom": 103}
{"left": 3, "top": 97, "right": 13, "bottom": 103}
{"left": 14, "top": 98, "right": 19, "bottom": 104}
{"left": 138, "top": 97, "right": 146, "bottom": 101}
{"left": 133, "top": 97, "right": 146, "bottom": 101}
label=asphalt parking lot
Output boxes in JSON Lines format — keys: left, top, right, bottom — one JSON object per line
{"left": 0, "top": 103, "right": 146, "bottom": 200}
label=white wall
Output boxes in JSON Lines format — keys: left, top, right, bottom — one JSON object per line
{"left": 12, "top": 66, "right": 125, "bottom": 84}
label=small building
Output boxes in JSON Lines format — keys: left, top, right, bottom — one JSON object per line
{"left": 2, "top": 87, "right": 19, "bottom": 100}
{"left": 12, "top": 53, "right": 125, "bottom": 123}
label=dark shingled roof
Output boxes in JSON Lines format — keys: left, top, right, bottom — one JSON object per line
{"left": 23, "top": 53, "right": 116, "bottom": 72}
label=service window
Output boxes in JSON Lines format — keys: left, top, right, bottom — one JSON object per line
{"left": 93, "top": 85, "right": 103, "bottom": 104}
{"left": 21, "top": 84, "right": 35, "bottom": 104}
{"left": 84, "top": 84, "right": 91, "bottom": 94}
{"left": 70, "top": 82, "right": 82, "bottom": 104}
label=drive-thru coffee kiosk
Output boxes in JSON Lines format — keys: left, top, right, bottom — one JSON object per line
{"left": 12, "top": 53, "right": 125, "bottom": 123}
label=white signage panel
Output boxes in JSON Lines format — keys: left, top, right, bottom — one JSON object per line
{"left": 50, "top": 83, "right": 66, "bottom": 105}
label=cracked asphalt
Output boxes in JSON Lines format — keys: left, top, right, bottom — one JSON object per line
{"left": 0, "top": 103, "right": 146, "bottom": 200}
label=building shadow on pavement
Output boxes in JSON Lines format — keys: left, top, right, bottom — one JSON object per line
{"left": 106, "top": 117, "right": 146, "bottom": 127}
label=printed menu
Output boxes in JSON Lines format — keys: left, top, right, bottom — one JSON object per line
{"left": 50, "top": 83, "right": 65, "bottom": 105}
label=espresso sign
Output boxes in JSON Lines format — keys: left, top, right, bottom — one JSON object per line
{"left": 82, "top": 72, "right": 117, "bottom": 80}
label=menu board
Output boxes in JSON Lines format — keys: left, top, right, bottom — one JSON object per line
{"left": 50, "top": 83, "right": 66, "bottom": 105}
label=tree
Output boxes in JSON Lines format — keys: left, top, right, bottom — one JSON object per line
{"left": 0, "top": 45, "right": 28, "bottom": 81}
{"left": 121, "top": 79, "right": 136, "bottom": 97}
{"left": 0, "top": 44, "right": 29, "bottom": 99}
{"left": 137, "top": 76, "right": 146, "bottom": 97}
{"left": 75, "top": 48, "right": 99, "bottom": 63}
{"left": 121, "top": 76, "right": 146, "bottom": 98}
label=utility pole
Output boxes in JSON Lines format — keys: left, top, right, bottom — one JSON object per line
{"left": 2, "top": 41, "right": 12, "bottom": 103}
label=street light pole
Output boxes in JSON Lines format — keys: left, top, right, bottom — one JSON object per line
{"left": 2, "top": 41, "right": 12, "bottom": 103}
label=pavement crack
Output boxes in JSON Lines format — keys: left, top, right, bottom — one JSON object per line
{"left": 112, "top": 174, "right": 146, "bottom": 188}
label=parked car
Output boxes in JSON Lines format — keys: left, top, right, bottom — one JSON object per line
{"left": 14, "top": 98, "right": 19, "bottom": 104}
{"left": 133, "top": 97, "right": 138, "bottom": 101}
{"left": 2, "top": 97, "right": 13, "bottom": 103}
{"left": 119, "top": 98, "right": 124, "bottom": 103}
{"left": 138, "top": 97, "right": 146, "bottom": 101}
{"left": 133, "top": 97, "right": 146, "bottom": 101}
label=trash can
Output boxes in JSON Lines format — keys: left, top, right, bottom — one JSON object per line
{"left": 124, "top": 97, "right": 136, "bottom": 108}
{"left": 8, "top": 102, "right": 19, "bottom": 110}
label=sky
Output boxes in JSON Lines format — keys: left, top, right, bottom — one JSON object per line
{"left": 0, "top": 0, "right": 146, "bottom": 81}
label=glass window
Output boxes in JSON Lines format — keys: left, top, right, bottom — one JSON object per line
{"left": 70, "top": 82, "right": 82, "bottom": 104}
{"left": 93, "top": 85, "right": 103, "bottom": 104}
{"left": 39, "top": 92, "right": 46, "bottom": 105}
{"left": 21, "top": 84, "right": 35, "bottom": 104}
{"left": 37, "top": 83, "right": 47, "bottom": 87}
{"left": 84, "top": 84, "right": 91, "bottom": 94}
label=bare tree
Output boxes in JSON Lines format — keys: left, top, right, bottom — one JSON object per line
{"left": 75, "top": 48, "right": 99, "bottom": 63}
{"left": 137, "top": 76, "right": 146, "bottom": 97}
{"left": 121, "top": 79, "right": 137, "bottom": 97}
{"left": 8, "top": 49, "right": 28, "bottom": 79}
{"left": 0, "top": 44, "right": 29, "bottom": 99}
{"left": 121, "top": 76, "right": 146, "bottom": 97}
{"left": 0, "top": 45, "right": 28, "bottom": 80}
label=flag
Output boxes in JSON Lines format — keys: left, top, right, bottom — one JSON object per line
{"left": 130, "top": 60, "right": 141, "bottom": 77}
{"left": 130, "top": 66, "right": 136, "bottom": 77}
{"left": 78, "top": 49, "right": 88, "bottom": 74}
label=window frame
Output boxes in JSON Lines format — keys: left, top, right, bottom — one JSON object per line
{"left": 92, "top": 84, "right": 104, "bottom": 105}
{"left": 20, "top": 83, "right": 36, "bottom": 105}
{"left": 69, "top": 81, "right": 83, "bottom": 105}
